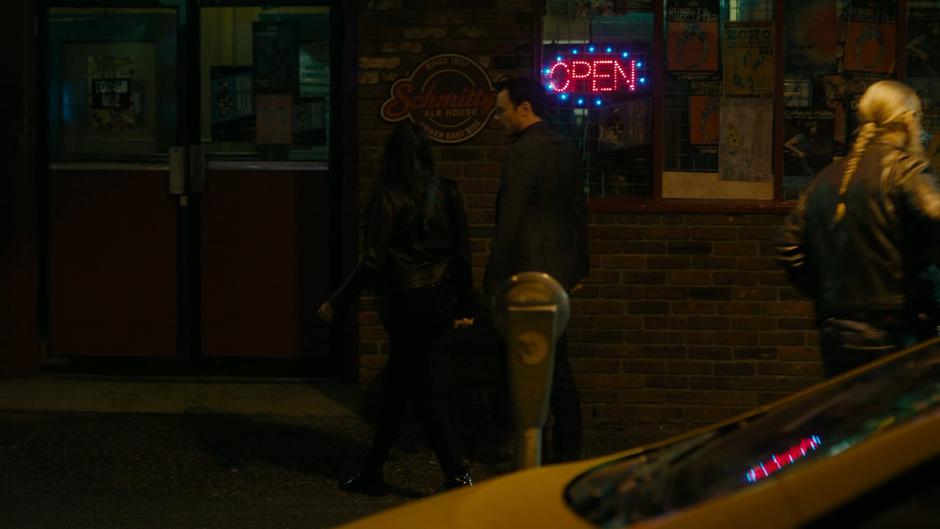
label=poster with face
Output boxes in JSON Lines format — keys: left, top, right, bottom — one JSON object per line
{"left": 785, "top": 0, "right": 841, "bottom": 74}
{"left": 666, "top": 0, "right": 720, "bottom": 73}
{"left": 842, "top": 0, "right": 897, "bottom": 74}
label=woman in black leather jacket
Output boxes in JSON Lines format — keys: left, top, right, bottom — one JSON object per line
{"left": 777, "top": 80, "right": 940, "bottom": 378}
{"left": 318, "top": 123, "right": 475, "bottom": 495}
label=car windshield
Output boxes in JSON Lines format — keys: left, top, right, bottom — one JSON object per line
{"left": 566, "top": 337, "right": 940, "bottom": 527}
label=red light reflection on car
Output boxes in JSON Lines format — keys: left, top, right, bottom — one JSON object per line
{"left": 745, "top": 435, "right": 822, "bottom": 483}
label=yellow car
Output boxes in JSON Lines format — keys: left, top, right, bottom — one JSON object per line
{"left": 339, "top": 336, "right": 940, "bottom": 529}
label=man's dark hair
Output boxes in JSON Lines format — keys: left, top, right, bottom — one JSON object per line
{"left": 494, "top": 76, "right": 547, "bottom": 118}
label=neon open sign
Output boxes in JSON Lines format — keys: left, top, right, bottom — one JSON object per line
{"left": 542, "top": 46, "right": 647, "bottom": 106}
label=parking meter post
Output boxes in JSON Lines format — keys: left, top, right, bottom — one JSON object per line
{"left": 505, "top": 307, "right": 557, "bottom": 469}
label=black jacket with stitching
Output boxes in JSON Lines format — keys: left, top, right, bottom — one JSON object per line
{"left": 776, "top": 142, "right": 940, "bottom": 328}
{"left": 329, "top": 177, "right": 474, "bottom": 315}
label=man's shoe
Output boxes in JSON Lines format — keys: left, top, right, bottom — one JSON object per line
{"left": 440, "top": 472, "right": 474, "bottom": 492}
{"left": 339, "top": 470, "right": 387, "bottom": 497}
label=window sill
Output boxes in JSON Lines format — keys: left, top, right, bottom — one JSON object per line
{"left": 588, "top": 197, "right": 796, "bottom": 214}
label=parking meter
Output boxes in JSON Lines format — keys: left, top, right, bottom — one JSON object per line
{"left": 492, "top": 272, "right": 570, "bottom": 469}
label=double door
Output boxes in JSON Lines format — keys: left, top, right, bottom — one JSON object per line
{"left": 43, "top": 1, "right": 352, "bottom": 375}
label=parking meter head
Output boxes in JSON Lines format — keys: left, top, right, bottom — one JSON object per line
{"left": 492, "top": 271, "right": 570, "bottom": 340}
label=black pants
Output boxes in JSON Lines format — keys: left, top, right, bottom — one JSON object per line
{"left": 363, "top": 283, "right": 465, "bottom": 477}
{"left": 549, "top": 333, "right": 583, "bottom": 461}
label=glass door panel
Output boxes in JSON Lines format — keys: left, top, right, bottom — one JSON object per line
{"left": 47, "top": 7, "right": 178, "bottom": 162}
{"left": 200, "top": 6, "right": 330, "bottom": 162}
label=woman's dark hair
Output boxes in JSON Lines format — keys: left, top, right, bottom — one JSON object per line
{"left": 494, "top": 76, "right": 547, "bottom": 118}
{"left": 379, "top": 122, "right": 434, "bottom": 202}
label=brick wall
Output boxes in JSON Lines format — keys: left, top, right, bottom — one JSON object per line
{"left": 354, "top": 1, "right": 819, "bottom": 443}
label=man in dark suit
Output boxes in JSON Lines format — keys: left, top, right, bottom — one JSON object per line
{"left": 484, "top": 76, "right": 589, "bottom": 462}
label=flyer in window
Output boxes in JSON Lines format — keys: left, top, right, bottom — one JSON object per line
{"left": 689, "top": 80, "right": 720, "bottom": 152}
{"left": 723, "top": 21, "right": 774, "bottom": 96}
{"left": 256, "top": 94, "right": 293, "bottom": 145}
{"left": 785, "top": 0, "right": 840, "bottom": 74}
{"left": 719, "top": 97, "right": 772, "bottom": 182}
{"left": 87, "top": 56, "right": 135, "bottom": 131}
{"left": 666, "top": 0, "right": 719, "bottom": 73}
{"left": 253, "top": 21, "right": 299, "bottom": 94}
{"left": 842, "top": 0, "right": 896, "bottom": 74}
{"left": 210, "top": 66, "right": 255, "bottom": 142}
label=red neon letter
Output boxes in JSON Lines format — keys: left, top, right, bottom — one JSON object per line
{"left": 570, "top": 60, "right": 592, "bottom": 89}
{"left": 549, "top": 61, "right": 570, "bottom": 92}
{"left": 614, "top": 60, "right": 636, "bottom": 92}
{"left": 592, "top": 60, "right": 615, "bottom": 92}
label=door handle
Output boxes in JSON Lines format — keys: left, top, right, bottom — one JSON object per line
{"left": 169, "top": 146, "right": 186, "bottom": 195}
{"left": 189, "top": 144, "right": 206, "bottom": 194}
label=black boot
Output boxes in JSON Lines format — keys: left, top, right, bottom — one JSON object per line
{"left": 339, "top": 468, "right": 387, "bottom": 497}
{"left": 440, "top": 471, "right": 474, "bottom": 492}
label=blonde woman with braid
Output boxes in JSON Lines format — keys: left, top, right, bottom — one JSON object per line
{"left": 777, "top": 80, "right": 940, "bottom": 379}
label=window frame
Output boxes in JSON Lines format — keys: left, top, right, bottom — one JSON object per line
{"left": 534, "top": 0, "right": 913, "bottom": 214}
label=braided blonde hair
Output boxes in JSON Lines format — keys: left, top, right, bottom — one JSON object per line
{"left": 833, "top": 80, "right": 923, "bottom": 224}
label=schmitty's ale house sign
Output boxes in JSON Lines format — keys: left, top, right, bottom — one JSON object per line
{"left": 380, "top": 54, "right": 496, "bottom": 144}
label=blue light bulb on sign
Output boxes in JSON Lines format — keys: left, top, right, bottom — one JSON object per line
{"left": 560, "top": 93, "right": 569, "bottom": 101}
{"left": 588, "top": 45, "right": 595, "bottom": 52}
{"left": 637, "top": 62, "right": 643, "bottom": 68}
{"left": 576, "top": 98, "right": 584, "bottom": 106}
{"left": 639, "top": 77, "right": 647, "bottom": 84}
{"left": 572, "top": 48, "right": 578, "bottom": 54}
{"left": 622, "top": 52, "right": 629, "bottom": 58}
{"left": 605, "top": 46, "right": 612, "bottom": 53}
{"left": 595, "top": 99, "right": 602, "bottom": 107}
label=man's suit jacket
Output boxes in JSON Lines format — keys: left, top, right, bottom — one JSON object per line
{"left": 484, "top": 122, "right": 589, "bottom": 299}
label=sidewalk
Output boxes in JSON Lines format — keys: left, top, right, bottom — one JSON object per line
{"left": 0, "top": 375, "right": 642, "bottom": 529}
{"left": 0, "top": 375, "right": 514, "bottom": 529}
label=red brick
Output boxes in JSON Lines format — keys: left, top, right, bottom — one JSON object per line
{"left": 596, "top": 315, "right": 643, "bottom": 329}
{"left": 571, "top": 358, "right": 620, "bottom": 373}
{"left": 684, "top": 405, "right": 750, "bottom": 423}
{"left": 690, "top": 227, "right": 738, "bottom": 240}
{"left": 647, "top": 256, "right": 691, "bottom": 270}
{"left": 777, "top": 346, "right": 819, "bottom": 361}
{"left": 668, "top": 271, "right": 713, "bottom": 285}
{"left": 688, "top": 346, "right": 733, "bottom": 360}
{"left": 715, "top": 362, "right": 756, "bottom": 376}
{"left": 599, "top": 286, "right": 644, "bottom": 299}
{"left": 733, "top": 287, "right": 777, "bottom": 300}
{"left": 672, "top": 301, "right": 717, "bottom": 314}
{"left": 667, "top": 390, "right": 757, "bottom": 406}
{"left": 758, "top": 361, "right": 823, "bottom": 377}
{"left": 713, "top": 242, "right": 759, "bottom": 256}
{"left": 600, "top": 255, "right": 645, "bottom": 269}
{"left": 691, "top": 376, "right": 735, "bottom": 390}
{"left": 668, "top": 360, "right": 713, "bottom": 375}
{"left": 576, "top": 374, "right": 645, "bottom": 389}
{"left": 688, "top": 316, "right": 731, "bottom": 330}
{"left": 644, "top": 315, "right": 687, "bottom": 329}
{"left": 640, "top": 344, "right": 686, "bottom": 358}
{"left": 692, "top": 256, "right": 738, "bottom": 269}
{"left": 644, "top": 225, "right": 690, "bottom": 240}
{"left": 735, "top": 347, "right": 778, "bottom": 360}
{"left": 628, "top": 301, "right": 670, "bottom": 314}
{"left": 621, "top": 360, "right": 669, "bottom": 374}
{"left": 759, "top": 332, "right": 806, "bottom": 346}
{"left": 645, "top": 375, "right": 690, "bottom": 388}
{"left": 716, "top": 302, "right": 762, "bottom": 315}
{"left": 643, "top": 286, "right": 688, "bottom": 299}
{"left": 621, "top": 389, "right": 668, "bottom": 403}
